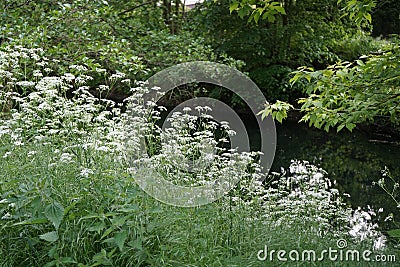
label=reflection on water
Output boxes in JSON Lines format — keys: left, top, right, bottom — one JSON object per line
{"left": 249, "top": 119, "right": 400, "bottom": 228}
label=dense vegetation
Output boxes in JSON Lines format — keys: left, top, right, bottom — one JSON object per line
{"left": 0, "top": 0, "right": 399, "bottom": 266}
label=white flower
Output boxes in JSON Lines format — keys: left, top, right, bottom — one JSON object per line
{"left": 62, "top": 73, "right": 75, "bottom": 82}
{"left": 60, "top": 153, "right": 74, "bottom": 163}
{"left": 99, "top": 85, "right": 109, "bottom": 92}
{"left": 80, "top": 168, "right": 94, "bottom": 178}
{"left": 2, "top": 152, "right": 11, "bottom": 158}
{"left": 1, "top": 213, "right": 11, "bottom": 220}
{"left": 96, "top": 68, "right": 107, "bottom": 73}
{"left": 33, "top": 70, "right": 43, "bottom": 77}
{"left": 13, "top": 140, "right": 24, "bottom": 146}
{"left": 16, "top": 81, "right": 35, "bottom": 87}
{"left": 373, "top": 235, "right": 386, "bottom": 250}
{"left": 69, "top": 65, "right": 88, "bottom": 72}
{"left": 110, "top": 71, "right": 126, "bottom": 80}
{"left": 27, "top": 151, "right": 37, "bottom": 157}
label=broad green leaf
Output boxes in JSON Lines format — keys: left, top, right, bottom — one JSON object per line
{"left": 39, "top": 231, "right": 59, "bottom": 242}
{"left": 114, "top": 230, "right": 127, "bottom": 252}
{"left": 345, "top": 123, "right": 356, "bottom": 132}
{"left": 273, "top": 6, "right": 286, "bottom": 15}
{"left": 275, "top": 111, "right": 284, "bottom": 123}
{"left": 45, "top": 202, "right": 64, "bottom": 230}
{"left": 252, "top": 9, "right": 261, "bottom": 24}
{"left": 44, "top": 260, "right": 57, "bottom": 267}
{"left": 229, "top": 2, "right": 239, "bottom": 14}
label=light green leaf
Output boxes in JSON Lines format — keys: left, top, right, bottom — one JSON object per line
{"left": 275, "top": 111, "right": 284, "bottom": 123}
{"left": 39, "top": 231, "right": 59, "bottom": 242}
{"left": 337, "top": 124, "right": 345, "bottom": 132}
{"left": 364, "top": 13, "right": 372, "bottom": 23}
{"left": 229, "top": 2, "right": 239, "bottom": 14}
{"left": 345, "top": 122, "right": 356, "bottom": 132}
{"left": 273, "top": 6, "right": 286, "bottom": 15}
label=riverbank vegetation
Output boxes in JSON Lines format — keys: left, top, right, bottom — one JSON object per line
{"left": 0, "top": 0, "right": 399, "bottom": 265}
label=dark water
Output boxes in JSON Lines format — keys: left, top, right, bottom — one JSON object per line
{"left": 246, "top": 117, "right": 400, "bottom": 228}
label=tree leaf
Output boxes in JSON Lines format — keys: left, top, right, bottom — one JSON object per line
{"left": 345, "top": 122, "right": 356, "bottom": 132}
{"left": 229, "top": 2, "right": 239, "bottom": 14}
{"left": 337, "top": 124, "right": 345, "bottom": 132}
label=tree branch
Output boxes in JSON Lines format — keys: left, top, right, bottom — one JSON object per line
{"left": 118, "top": 0, "right": 158, "bottom": 16}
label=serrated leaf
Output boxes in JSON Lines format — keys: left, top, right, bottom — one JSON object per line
{"left": 39, "top": 231, "right": 59, "bottom": 242}
{"left": 45, "top": 202, "right": 64, "bottom": 230}
{"left": 337, "top": 124, "right": 345, "bottom": 132}
{"left": 114, "top": 230, "right": 127, "bottom": 252}
{"left": 345, "top": 122, "right": 356, "bottom": 132}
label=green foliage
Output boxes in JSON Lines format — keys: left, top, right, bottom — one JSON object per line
{"left": 191, "top": 0, "right": 381, "bottom": 105}
{"left": 258, "top": 100, "right": 293, "bottom": 123}
{"left": 0, "top": 0, "right": 237, "bottom": 99}
{"left": 289, "top": 41, "right": 400, "bottom": 131}
{"left": 229, "top": 0, "right": 286, "bottom": 24}
{"left": 338, "top": 0, "right": 376, "bottom": 27}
